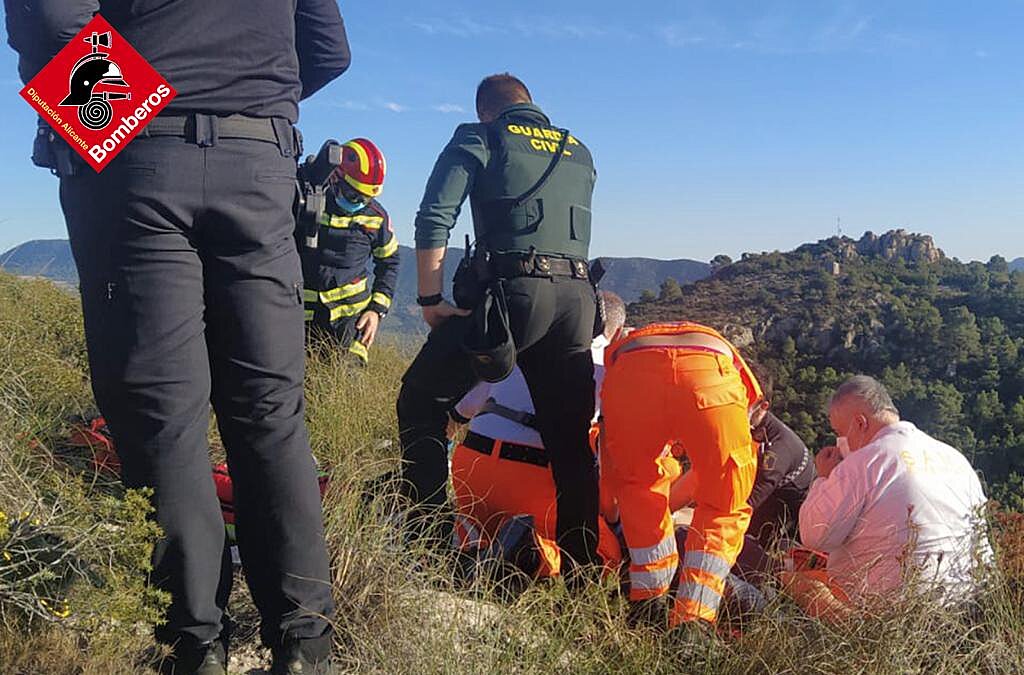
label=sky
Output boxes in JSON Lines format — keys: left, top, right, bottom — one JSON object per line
{"left": 1, "top": 0, "right": 1022, "bottom": 263}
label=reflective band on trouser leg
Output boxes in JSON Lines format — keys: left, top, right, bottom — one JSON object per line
{"left": 453, "top": 515, "right": 483, "bottom": 550}
{"left": 628, "top": 532, "right": 679, "bottom": 599}
{"left": 674, "top": 549, "right": 731, "bottom": 622}
{"left": 303, "top": 309, "right": 314, "bottom": 322}
{"left": 348, "top": 339, "right": 369, "bottom": 363}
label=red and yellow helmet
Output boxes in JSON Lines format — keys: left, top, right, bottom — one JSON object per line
{"left": 331, "top": 138, "right": 386, "bottom": 199}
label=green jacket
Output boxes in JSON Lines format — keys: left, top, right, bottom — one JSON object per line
{"left": 414, "top": 103, "right": 596, "bottom": 259}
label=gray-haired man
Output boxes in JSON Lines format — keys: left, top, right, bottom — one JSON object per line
{"left": 786, "top": 375, "right": 992, "bottom": 621}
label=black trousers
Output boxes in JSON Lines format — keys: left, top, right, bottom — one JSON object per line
{"left": 58, "top": 130, "right": 334, "bottom": 650}
{"left": 397, "top": 276, "right": 600, "bottom": 568}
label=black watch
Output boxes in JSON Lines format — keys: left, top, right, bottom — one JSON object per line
{"left": 416, "top": 293, "right": 444, "bottom": 307}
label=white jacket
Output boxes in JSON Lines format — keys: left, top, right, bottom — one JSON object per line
{"left": 799, "top": 421, "right": 992, "bottom": 604}
{"left": 454, "top": 338, "right": 609, "bottom": 448}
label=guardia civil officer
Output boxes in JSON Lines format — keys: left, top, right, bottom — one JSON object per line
{"left": 5, "top": 2, "right": 348, "bottom": 673}
{"left": 397, "top": 74, "right": 601, "bottom": 580}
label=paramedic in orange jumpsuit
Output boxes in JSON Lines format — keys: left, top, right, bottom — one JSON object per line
{"left": 601, "top": 321, "right": 762, "bottom": 626}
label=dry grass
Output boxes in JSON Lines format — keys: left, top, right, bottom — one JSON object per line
{"left": 1, "top": 270, "right": 1023, "bottom": 674}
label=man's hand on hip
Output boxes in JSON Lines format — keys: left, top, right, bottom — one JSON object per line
{"left": 422, "top": 301, "right": 470, "bottom": 330}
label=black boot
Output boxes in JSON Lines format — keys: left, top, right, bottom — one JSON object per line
{"left": 270, "top": 638, "right": 334, "bottom": 675}
{"left": 160, "top": 639, "right": 227, "bottom": 675}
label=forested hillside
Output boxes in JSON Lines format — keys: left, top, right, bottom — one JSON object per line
{"left": 633, "top": 230, "right": 1024, "bottom": 501}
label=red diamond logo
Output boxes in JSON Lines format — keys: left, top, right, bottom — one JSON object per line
{"left": 19, "top": 14, "right": 176, "bottom": 172}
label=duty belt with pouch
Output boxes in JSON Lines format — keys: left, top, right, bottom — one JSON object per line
{"left": 488, "top": 250, "right": 590, "bottom": 281}
{"left": 32, "top": 114, "right": 302, "bottom": 178}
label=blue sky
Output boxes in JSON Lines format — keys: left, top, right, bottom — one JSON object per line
{"left": 1, "top": 0, "right": 1022, "bottom": 263}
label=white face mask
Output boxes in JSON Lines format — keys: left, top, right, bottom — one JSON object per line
{"left": 836, "top": 417, "right": 861, "bottom": 459}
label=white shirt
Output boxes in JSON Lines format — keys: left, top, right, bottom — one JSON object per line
{"left": 799, "top": 421, "right": 993, "bottom": 605}
{"left": 454, "top": 338, "right": 608, "bottom": 449}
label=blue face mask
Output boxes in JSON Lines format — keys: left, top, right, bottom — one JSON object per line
{"left": 335, "top": 194, "right": 366, "bottom": 214}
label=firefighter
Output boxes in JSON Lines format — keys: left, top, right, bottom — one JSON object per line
{"left": 397, "top": 73, "right": 601, "bottom": 581}
{"left": 600, "top": 322, "right": 762, "bottom": 627}
{"left": 448, "top": 291, "right": 627, "bottom": 578}
{"left": 6, "top": 1, "right": 347, "bottom": 673}
{"left": 301, "top": 138, "right": 399, "bottom": 363}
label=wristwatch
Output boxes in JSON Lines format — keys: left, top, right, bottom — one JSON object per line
{"left": 416, "top": 293, "right": 444, "bottom": 307}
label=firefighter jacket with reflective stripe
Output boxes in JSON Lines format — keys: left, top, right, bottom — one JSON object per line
{"left": 302, "top": 197, "right": 399, "bottom": 324}
{"left": 414, "top": 103, "right": 596, "bottom": 260}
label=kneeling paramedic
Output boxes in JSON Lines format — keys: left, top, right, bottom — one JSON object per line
{"left": 301, "top": 138, "right": 398, "bottom": 363}
{"left": 601, "top": 322, "right": 762, "bottom": 626}
{"left": 396, "top": 73, "right": 601, "bottom": 579}
{"left": 449, "top": 291, "right": 627, "bottom": 578}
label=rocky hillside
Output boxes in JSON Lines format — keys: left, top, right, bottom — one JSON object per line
{"left": 631, "top": 230, "right": 1024, "bottom": 498}
{"left": 796, "top": 229, "right": 944, "bottom": 264}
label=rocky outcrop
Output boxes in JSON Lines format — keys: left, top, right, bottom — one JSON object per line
{"left": 799, "top": 229, "right": 944, "bottom": 265}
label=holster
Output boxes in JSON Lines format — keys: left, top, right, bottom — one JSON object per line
{"left": 452, "top": 236, "right": 492, "bottom": 310}
{"left": 32, "top": 123, "right": 82, "bottom": 178}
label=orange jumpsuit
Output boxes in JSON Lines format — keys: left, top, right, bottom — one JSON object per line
{"left": 451, "top": 435, "right": 623, "bottom": 576}
{"left": 601, "top": 322, "right": 761, "bottom": 625}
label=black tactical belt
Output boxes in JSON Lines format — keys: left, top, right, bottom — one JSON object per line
{"left": 489, "top": 252, "right": 589, "bottom": 281}
{"left": 139, "top": 113, "right": 298, "bottom": 156}
{"left": 463, "top": 431, "right": 549, "bottom": 468}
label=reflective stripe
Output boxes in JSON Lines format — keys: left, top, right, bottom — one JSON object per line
{"left": 320, "top": 213, "right": 385, "bottom": 230}
{"left": 682, "top": 550, "right": 732, "bottom": 579}
{"left": 320, "top": 278, "right": 368, "bottom": 303}
{"left": 303, "top": 310, "right": 314, "bottom": 321}
{"left": 303, "top": 288, "right": 319, "bottom": 303}
{"left": 630, "top": 534, "right": 677, "bottom": 566}
{"left": 676, "top": 580, "right": 724, "bottom": 610}
{"left": 630, "top": 566, "right": 676, "bottom": 592}
{"left": 353, "top": 215, "right": 384, "bottom": 230}
{"left": 370, "top": 292, "right": 392, "bottom": 309}
{"left": 673, "top": 595, "right": 719, "bottom": 624}
{"left": 373, "top": 236, "right": 398, "bottom": 259}
{"left": 330, "top": 298, "right": 370, "bottom": 321}
{"left": 453, "top": 516, "right": 483, "bottom": 550}
{"left": 348, "top": 340, "right": 369, "bottom": 362}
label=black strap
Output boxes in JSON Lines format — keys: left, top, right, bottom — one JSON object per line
{"left": 474, "top": 122, "right": 572, "bottom": 254}
{"left": 480, "top": 398, "right": 538, "bottom": 429}
{"left": 511, "top": 127, "right": 571, "bottom": 208}
{"left": 463, "top": 431, "right": 548, "bottom": 468}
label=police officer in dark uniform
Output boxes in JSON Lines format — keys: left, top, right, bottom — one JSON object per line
{"left": 397, "top": 74, "right": 601, "bottom": 578}
{"left": 744, "top": 365, "right": 816, "bottom": 549}
{"left": 5, "top": 2, "right": 349, "bottom": 673}
{"left": 748, "top": 410, "right": 816, "bottom": 546}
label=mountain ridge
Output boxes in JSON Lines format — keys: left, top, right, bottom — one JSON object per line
{"left": 0, "top": 238, "right": 711, "bottom": 333}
